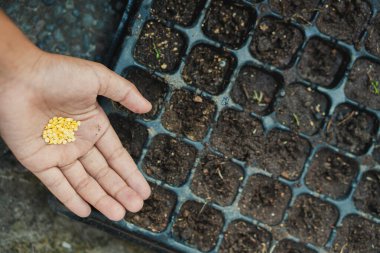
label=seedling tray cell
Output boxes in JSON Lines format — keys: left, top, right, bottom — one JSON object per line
{"left": 50, "top": 0, "right": 380, "bottom": 252}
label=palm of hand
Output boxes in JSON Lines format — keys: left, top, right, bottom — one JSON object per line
{"left": 0, "top": 53, "right": 152, "bottom": 220}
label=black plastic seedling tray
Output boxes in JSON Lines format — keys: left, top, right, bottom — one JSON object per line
{"left": 51, "top": 0, "right": 380, "bottom": 252}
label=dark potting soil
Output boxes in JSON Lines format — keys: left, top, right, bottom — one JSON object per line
{"left": 366, "top": 14, "right": 380, "bottom": 57}
{"left": 316, "top": 0, "right": 371, "bottom": 45}
{"left": 275, "top": 83, "right": 328, "bottom": 135}
{"left": 345, "top": 58, "right": 380, "bottom": 110}
{"left": 332, "top": 216, "right": 380, "bottom": 253}
{"left": 142, "top": 135, "right": 197, "bottom": 186}
{"left": 134, "top": 20, "right": 186, "bottom": 72}
{"left": 151, "top": 0, "right": 205, "bottom": 27}
{"left": 298, "top": 38, "right": 348, "bottom": 88}
{"left": 285, "top": 195, "right": 338, "bottom": 246}
{"left": 119, "top": 67, "right": 168, "bottom": 119}
{"left": 249, "top": 18, "right": 303, "bottom": 68}
{"left": 182, "top": 44, "right": 235, "bottom": 95}
{"left": 305, "top": 148, "right": 359, "bottom": 199}
{"left": 161, "top": 89, "right": 216, "bottom": 141}
{"left": 324, "top": 104, "right": 377, "bottom": 155}
{"left": 125, "top": 185, "right": 176, "bottom": 232}
{"left": 172, "top": 201, "right": 224, "bottom": 252}
{"left": 272, "top": 239, "right": 317, "bottom": 253}
{"left": 239, "top": 174, "right": 291, "bottom": 225}
{"left": 108, "top": 113, "right": 148, "bottom": 161}
{"left": 353, "top": 170, "right": 380, "bottom": 218}
{"left": 202, "top": 0, "right": 254, "bottom": 49}
{"left": 190, "top": 152, "right": 243, "bottom": 206}
{"left": 219, "top": 220, "right": 271, "bottom": 253}
{"left": 231, "top": 65, "right": 280, "bottom": 115}
{"left": 269, "top": 0, "right": 320, "bottom": 23}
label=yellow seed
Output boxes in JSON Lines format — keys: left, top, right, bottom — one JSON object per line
{"left": 42, "top": 116, "right": 81, "bottom": 145}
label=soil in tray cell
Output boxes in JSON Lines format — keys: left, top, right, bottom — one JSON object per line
{"left": 316, "top": 0, "right": 371, "bottom": 45}
{"left": 142, "top": 134, "right": 197, "bottom": 186}
{"left": 190, "top": 152, "right": 243, "bottom": 206}
{"left": 210, "top": 109, "right": 264, "bottom": 165}
{"left": 151, "top": 0, "right": 205, "bottom": 27}
{"left": 305, "top": 148, "right": 359, "bottom": 199}
{"left": 366, "top": 14, "right": 380, "bottom": 58}
{"left": 250, "top": 18, "right": 303, "bottom": 68}
{"left": 373, "top": 144, "right": 380, "bottom": 164}
{"left": 219, "top": 220, "right": 271, "bottom": 253}
{"left": 324, "top": 104, "right": 377, "bottom": 155}
{"left": 354, "top": 170, "right": 380, "bottom": 218}
{"left": 231, "top": 65, "right": 280, "bottom": 115}
{"left": 173, "top": 201, "right": 224, "bottom": 252}
{"left": 273, "top": 239, "right": 317, "bottom": 253}
{"left": 134, "top": 20, "right": 186, "bottom": 72}
{"left": 125, "top": 185, "right": 176, "bottom": 232}
{"left": 345, "top": 58, "right": 380, "bottom": 110}
{"left": 108, "top": 113, "right": 148, "bottom": 161}
{"left": 285, "top": 195, "right": 338, "bottom": 246}
{"left": 257, "top": 129, "right": 311, "bottom": 180}
{"left": 202, "top": 0, "right": 254, "bottom": 49}
{"left": 275, "top": 83, "right": 329, "bottom": 135}
{"left": 182, "top": 44, "right": 235, "bottom": 95}
{"left": 298, "top": 38, "right": 348, "bottom": 88}
{"left": 161, "top": 89, "right": 216, "bottom": 141}
{"left": 239, "top": 174, "right": 291, "bottom": 225}
{"left": 269, "top": 0, "right": 320, "bottom": 23}
{"left": 332, "top": 215, "right": 380, "bottom": 253}
{"left": 117, "top": 67, "right": 167, "bottom": 119}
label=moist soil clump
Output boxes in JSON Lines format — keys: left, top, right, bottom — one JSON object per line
{"left": 231, "top": 65, "right": 280, "bottom": 115}
{"left": 345, "top": 59, "right": 380, "bottom": 110}
{"left": 286, "top": 195, "right": 338, "bottom": 246}
{"left": 151, "top": 0, "right": 204, "bottom": 27}
{"left": 273, "top": 239, "right": 317, "bottom": 253}
{"left": 161, "top": 89, "right": 216, "bottom": 141}
{"left": 250, "top": 18, "right": 303, "bottom": 68}
{"left": 108, "top": 113, "right": 148, "bottom": 161}
{"left": 332, "top": 216, "right": 380, "bottom": 253}
{"left": 142, "top": 135, "right": 197, "bottom": 186}
{"left": 125, "top": 185, "right": 176, "bottom": 232}
{"left": 269, "top": 0, "right": 320, "bottom": 23}
{"left": 134, "top": 20, "right": 185, "bottom": 72}
{"left": 316, "top": 0, "right": 371, "bottom": 45}
{"left": 366, "top": 14, "right": 380, "bottom": 57}
{"left": 191, "top": 153, "right": 243, "bottom": 206}
{"left": 354, "top": 170, "right": 380, "bottom": 218}
{"left": 239, "top": 174, "right": 291, "bottom": 225}
{"left": 119, "top": 67, "right": 168, "bottom": 119}
{"left": 182, "top": 45, "right": 235, "bottom": 95}
{"left": 298, "top": 38, "right": 348, "bottom": 88}
{"left": 305, "top": 148, "right": 359, "bottom": 199}
{"left": 202, "top": 0, "right": 254, "bottom": 48}
{"left": 219, "top": 220, "right": 271, "bottom": 253}
{"left": 324, "top": 104, "right": 377, "bottom": 155}
{"left": 173, "top": 201, "right": 224, "bottom": 252}
{"left": 275, "top": 83, "right": 328, "bottom": 135}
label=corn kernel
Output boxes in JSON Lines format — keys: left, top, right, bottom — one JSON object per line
{"left": 42, "top": 116, "right": 81, "bottom": 145}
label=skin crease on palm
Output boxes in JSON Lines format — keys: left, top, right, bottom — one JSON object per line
{"left": 0, "top": 11, "right": 153, "bottom": 221}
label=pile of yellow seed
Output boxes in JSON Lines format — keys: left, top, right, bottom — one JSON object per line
{"left": 42, "top": 117, "right": 81, "bottom": 145}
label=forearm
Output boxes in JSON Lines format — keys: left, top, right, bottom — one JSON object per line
{"left": 0, "top": 10, "right": 42, "bottom": 86}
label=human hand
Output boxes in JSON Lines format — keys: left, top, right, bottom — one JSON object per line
{"left": 0, "top": 49, "right": 152, "bottom": 221}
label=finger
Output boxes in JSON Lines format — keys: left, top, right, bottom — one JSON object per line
{"left": 33, "top": 167, "right": 91, "bottom": 218}
{"left": 96, "top": 64, "right": 152, "bottom": 113}
{"left": 60, "top": 160, "right": 126, "bottom": 221}
{"left": 96, "top": 125, "right": 151, "bottom": 200}
{"left": 80, "top": 147, "right": 144, "bottom": 213}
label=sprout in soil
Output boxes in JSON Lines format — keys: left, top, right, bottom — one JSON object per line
{"left": 370, "top": 80, "right": 380, "bottom": 95}
{"left": 252, "top": 90, "right": 264, "bottom": 105}
{"left": 292, "top": 113, "right": 300, "bottom": 127}
{"left": 153, "top": 42, "right": 161, "bottom": 60}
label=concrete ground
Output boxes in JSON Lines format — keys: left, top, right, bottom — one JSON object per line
{"left": 0, "top": 1, "right": 154, "bottom": 252}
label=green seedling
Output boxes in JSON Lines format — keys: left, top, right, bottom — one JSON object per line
{"left": 252, "top": 90, "right": 264, "bottom": 104}
{"left": 153, "top": 42, "right": 161, "bottom": 60}
{"left": 370, "top": 80, "right": 380, "bottom": 95}
{"left": 292, "top": 113, "right": 300, "bottom": 127}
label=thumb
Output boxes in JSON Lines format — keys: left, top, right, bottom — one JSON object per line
{"left": 96, "top": 64, "right": 152, "bottom": 113}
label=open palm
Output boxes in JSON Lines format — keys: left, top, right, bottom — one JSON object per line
{"left": 0, "top": 52, "right": 152, "bottom": 221}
